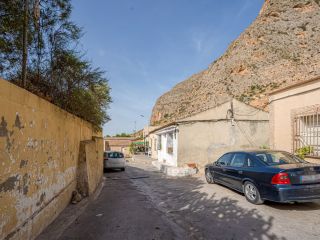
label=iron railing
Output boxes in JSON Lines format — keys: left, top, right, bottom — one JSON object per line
{"left": 293, "top": 110, "right": 320, "bottom": 158}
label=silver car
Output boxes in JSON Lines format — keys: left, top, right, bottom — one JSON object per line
{"left": 104, "top": 151, "right": 125, "bottom": 171}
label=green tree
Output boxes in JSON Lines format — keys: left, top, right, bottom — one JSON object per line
{"left": 0, "top": 0, "right": 111, "bottom": 129}
{"left": 114, "top": 133, "right": 132, "bottom": 137}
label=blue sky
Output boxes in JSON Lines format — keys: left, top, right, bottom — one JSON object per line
{"left": 71, "top": 0, "right": 264, "bottom": 136}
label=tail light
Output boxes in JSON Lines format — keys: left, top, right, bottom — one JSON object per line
{"left": 271, "top": 173, "right": 291, "bottom": 185}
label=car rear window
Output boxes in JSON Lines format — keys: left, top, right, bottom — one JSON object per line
{"left": 107, "top": 152, "right": 124, "bottom": 158}
{"left": 254, "top": 151, "right": 305, "bottom": 166}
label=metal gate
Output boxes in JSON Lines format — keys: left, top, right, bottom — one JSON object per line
{"left": 293, "top": 109, "right": 320, "bottom": 158}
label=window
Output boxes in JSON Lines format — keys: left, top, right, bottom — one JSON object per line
{"left": 230, "top": 153, "right": 247, "bottom": 167}
{"left": 253, "top": 151, "right": 305, "bottom": 166}
{"left": 293, "top": 110, "right": 320, "bottom": 158}
{"left": 217, "top": 153, "right": 233, "bottom": 166}
{"left": 107, "top": 152, "right": 124, "bottom": 158}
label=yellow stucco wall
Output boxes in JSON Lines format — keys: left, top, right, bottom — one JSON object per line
{"left": 0, "top": 79, "right": 103, "bottom": 240}
{"left": 85, "top": 138, "right": 104, "bottom": 195}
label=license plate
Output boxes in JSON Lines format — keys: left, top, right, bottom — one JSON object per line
{"left": 301, "top": 174, "right": 320, "bottom": 183}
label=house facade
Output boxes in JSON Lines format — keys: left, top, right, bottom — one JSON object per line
{"left": 143, "top": 126, "right": 159, "bottom": 159}
{"left": 154, "top": 125, "right": 178, "bottom": 166}
{"left": 104, "top": 137, "right": 134, "bottom": 157}
{"left": 269, "top": 77, "right": 320, "bottom": 161}
{"left": 149, "top": 99, "right": 269, "bottom": 168}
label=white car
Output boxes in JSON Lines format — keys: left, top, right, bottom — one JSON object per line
{"left": 104, "top": 151, "right": 125, "bottom": 171}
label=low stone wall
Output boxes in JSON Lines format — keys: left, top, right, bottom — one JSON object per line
{"left": 152, "top": 161, "right": 197, "bottom": 177}
{"left": 0, "top": 79, "right": 103, "bottom": 240}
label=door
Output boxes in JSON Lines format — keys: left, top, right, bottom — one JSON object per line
{"left": 212, "top": 153, "right": 234, "bottom": 184}
{"left": 224, "top": 153, "right": 248, "bottom": 191}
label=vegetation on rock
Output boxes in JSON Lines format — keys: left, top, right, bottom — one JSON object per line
{"left": 151, "top": 0, "right": 320, "bottom": 126}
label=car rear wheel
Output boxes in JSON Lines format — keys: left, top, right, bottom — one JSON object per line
{"left": 244, "top": 182, "right": 263, "bottom": 205}
{"left": 205, "top": 169, "right": 214, "bottom": 184}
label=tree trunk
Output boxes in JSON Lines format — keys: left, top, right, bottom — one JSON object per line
{"left": 22, "top": 0, "right": 29, "bottom": 87}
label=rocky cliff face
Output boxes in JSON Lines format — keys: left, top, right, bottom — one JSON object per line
{"left": 150, "top": 0, "right": 320, "bottom": 125}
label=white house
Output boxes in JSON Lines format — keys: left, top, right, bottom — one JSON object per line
{"left": 155, "top": 125, "right": 178, "bottom": 166}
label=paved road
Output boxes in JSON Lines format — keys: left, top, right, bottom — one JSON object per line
{"left": 57, "top": 155, "right": 320, "bottom": 240}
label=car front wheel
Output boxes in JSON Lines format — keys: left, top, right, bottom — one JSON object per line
{"left": 205, "top": 169, "right": 214, "bottom": 184}
{"left": 243, "top": 181, "right": 264, "bottom": 205}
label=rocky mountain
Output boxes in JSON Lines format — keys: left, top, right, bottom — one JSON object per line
{"left": 150, "top": 0, "right": 320, "bottom": 126}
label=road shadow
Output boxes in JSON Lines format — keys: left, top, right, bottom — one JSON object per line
{"left": 127, "top": 165, "right": 287, "bottom": 240}
{"left": 103, "top": 168, "right": 124, "bottom": 173}
{"left": 212, "top": 182, "right": 320, "bottom": 212}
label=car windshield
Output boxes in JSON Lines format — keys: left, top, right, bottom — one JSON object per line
{"left": 253, "top": 151, "right": 305, "bottom": 166}
{"left": 107, "top": 152, "right": 124, "bottom": 158}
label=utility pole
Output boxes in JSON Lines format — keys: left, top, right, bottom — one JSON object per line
{"left": 22, "top": 0, "right": 29, "bottom": 87}
{"left": 230, "top": 100, "right": 235, "bottom": 126}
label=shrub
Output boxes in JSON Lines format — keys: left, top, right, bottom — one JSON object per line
{"left": 295, "top": 146, "right": 313, "bottom": 159}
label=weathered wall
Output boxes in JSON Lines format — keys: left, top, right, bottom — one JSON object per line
{"left": 85, "top": 138, "right": 104, "bottom": 195}
{"left": 182, "top": 99, "right": 268, "bottom": 122}
{"left": 0, "top": 79, "right": 103, "bottom": 240}
{"left": 177, "top": 120, "right": 269, "bottom": 168}
{"left": 176, "top": 100, "right": 269, "bottom": 168}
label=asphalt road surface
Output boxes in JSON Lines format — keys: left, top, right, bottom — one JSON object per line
{"left": 47, "top": 155, "right": 320, "bottom": 240}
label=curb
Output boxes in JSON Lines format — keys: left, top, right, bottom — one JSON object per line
{"left": 36, "top": 177, "right": 105, "bottom": 240}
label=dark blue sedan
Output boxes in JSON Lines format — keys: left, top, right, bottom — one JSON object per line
{"left": 205, "top": 150, "right": 320, "bottom": 204}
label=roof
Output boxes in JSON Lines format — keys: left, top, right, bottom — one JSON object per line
{"left": 148, "top": 122, "right": 177, "bottom": 135}
{"left": 269, "top": 76, "right": 320, "bottom": 95}
{"left": 104, "top": 137, "right": 135, "bottom": 140}
{"left": 149, "top": 99, "right": 268, "bottom": 135}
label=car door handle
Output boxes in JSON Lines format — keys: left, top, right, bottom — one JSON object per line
{"left": 222, "top": 168, "right": 226, "bottom": 172}
{"left": 238, "top": 170, "right": 243, "bottom": 174}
